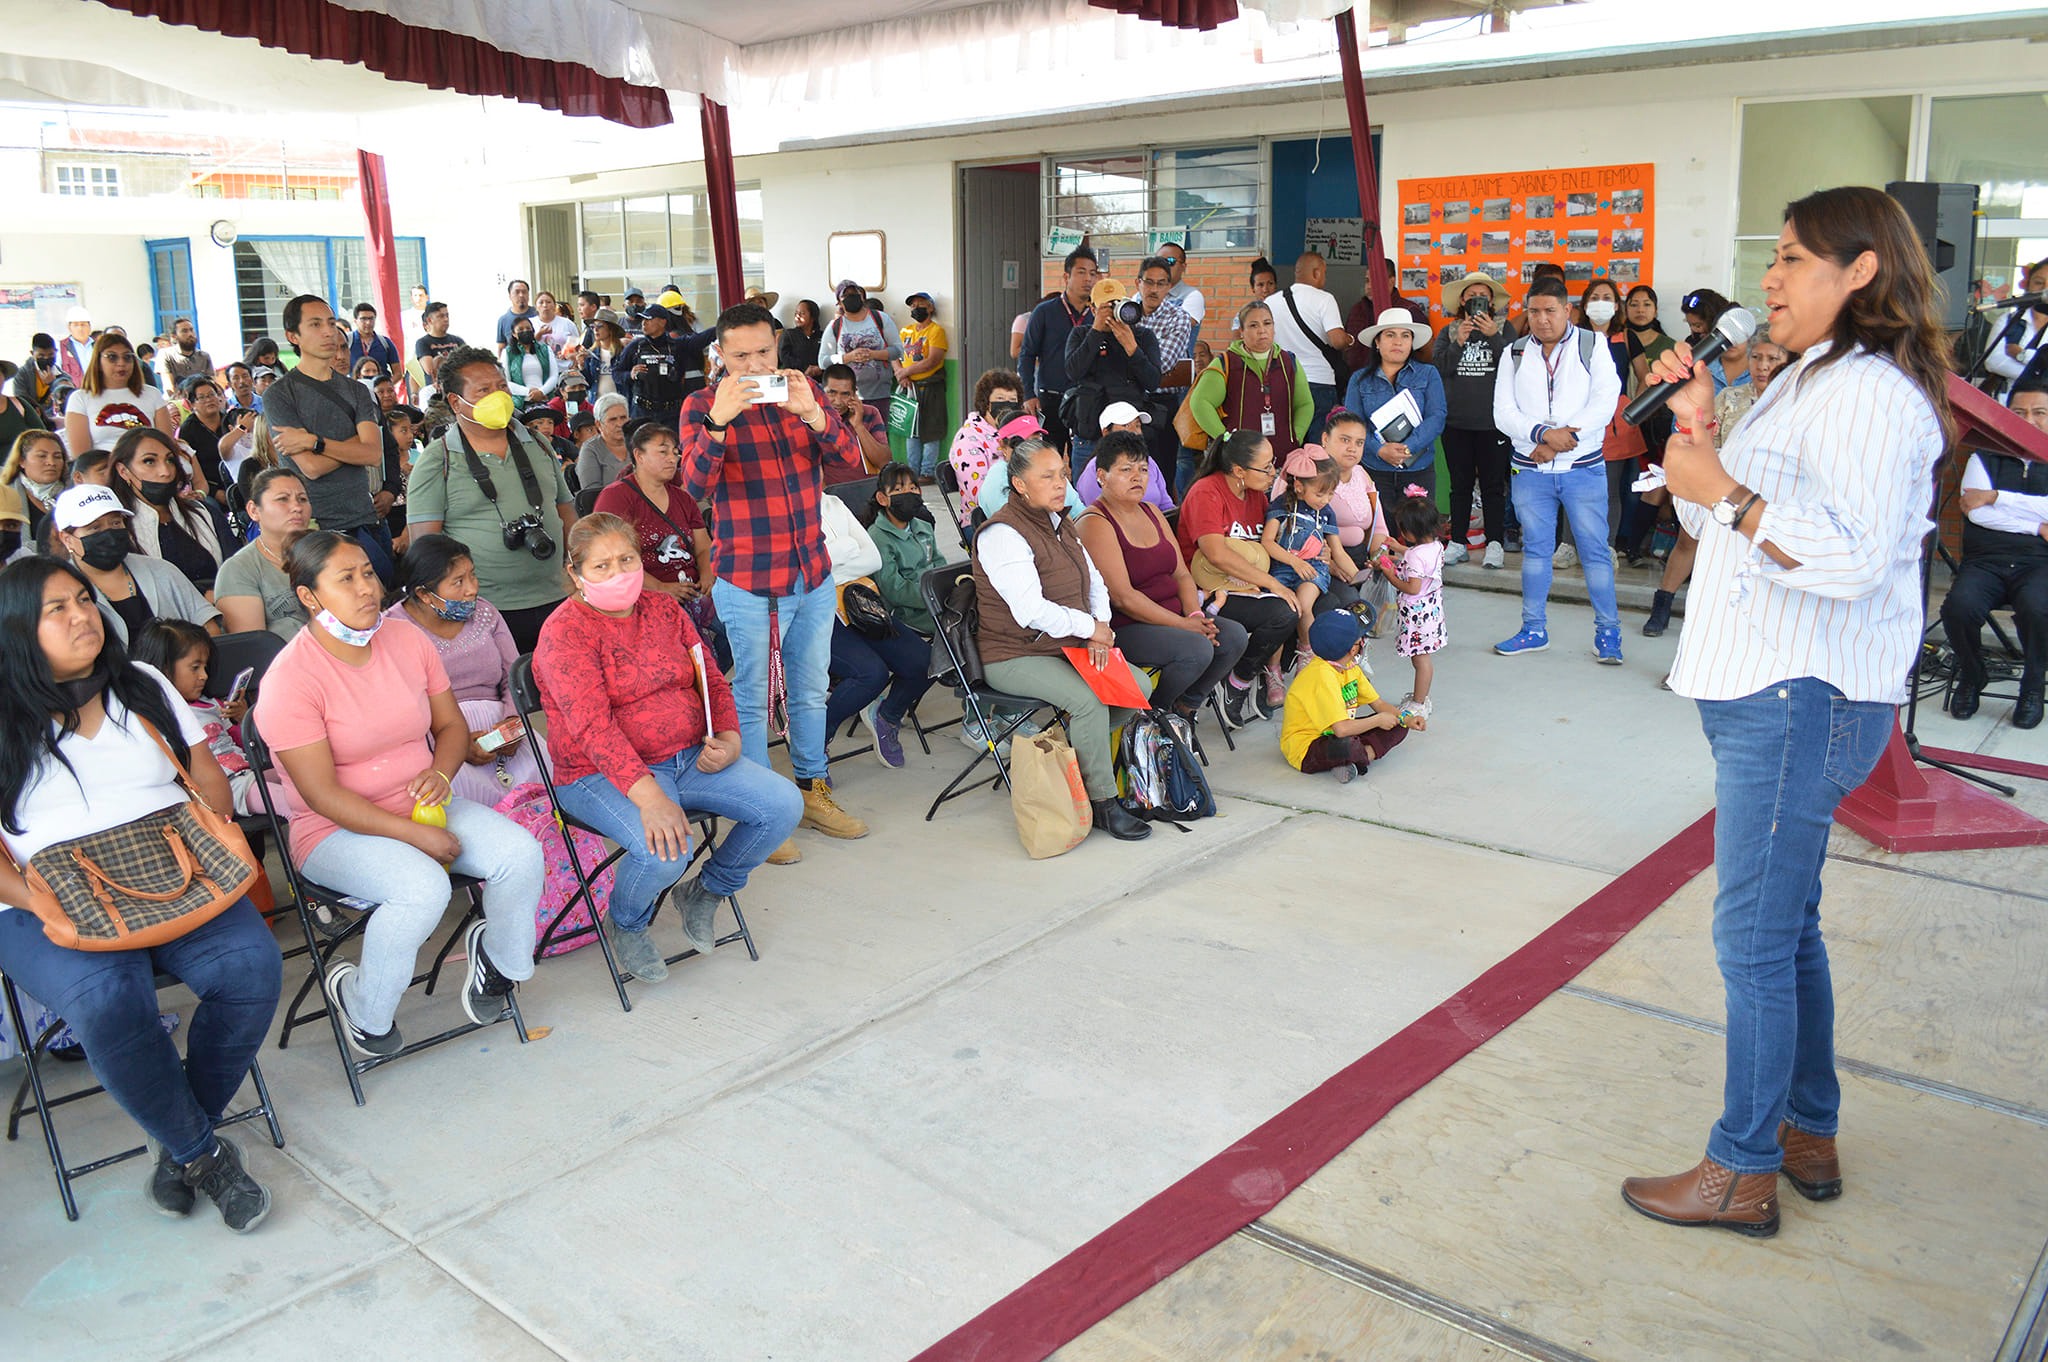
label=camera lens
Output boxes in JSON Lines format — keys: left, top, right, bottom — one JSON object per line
{"left": 526, "top": 527, "right": 556, "bottom": 560}
{"left": 1117, "top": 300, "right": 1143, "bottom": 326}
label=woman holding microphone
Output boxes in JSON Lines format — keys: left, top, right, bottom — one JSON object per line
{"left": 1620, "top": 186, "right": 1952, "bottom": 1237}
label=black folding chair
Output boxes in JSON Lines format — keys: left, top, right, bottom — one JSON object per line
{"left": 3, "top": 971, "right": 283, "bottom": 1221}
{"left": 508, "top": 655, "right": 756, "bottom": 1014}
{"left": 574, "top": 485, "right": 603, "bottom": 516}
{"left": 242, "top": 717, "right": 529, "bottom": 1107}
{"left": 935, "top": 461, "right": 965, "bottom": 533}
{"left": 200, "top": 630, "right": 289, "bottom": 852}
{"left": 918, "top": 562, "right": 1067, "bottom": 821}
{"left": 826, "top": 475, "right": 879, "bottom": 519}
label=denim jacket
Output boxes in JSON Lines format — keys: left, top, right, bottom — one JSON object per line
{"left": 1342, "top": 360, "right": 1447, "bottom": 476}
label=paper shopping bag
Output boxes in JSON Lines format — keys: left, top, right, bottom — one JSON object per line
{"left": 1009, "top": 729, "right": 1092, "bottom": 859}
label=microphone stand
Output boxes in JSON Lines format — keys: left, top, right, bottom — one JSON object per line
{"left": 1902, "top": 459, "right": 2018, "bottom": 797}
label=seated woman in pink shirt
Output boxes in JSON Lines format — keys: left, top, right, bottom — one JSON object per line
{"left": 254, "top": 531, "right": 542, "bottom": 1059}
{"left": 1321, "top": 410, "right": 1392, "bottom": 619}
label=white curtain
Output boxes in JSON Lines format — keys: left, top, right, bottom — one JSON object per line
{"left": 248, "top": 240, "right": 329, "bottom": 301}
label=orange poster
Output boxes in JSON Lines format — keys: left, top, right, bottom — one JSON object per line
{"left": 1395, "top": 162, "right": 1654, "bottom": 322}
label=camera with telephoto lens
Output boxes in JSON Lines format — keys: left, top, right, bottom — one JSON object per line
{"left": 1114, "top": 299, "right": 1143, "bottom": 326}
{"left": 502, "top": 512, "right": 556, "bottom": 560}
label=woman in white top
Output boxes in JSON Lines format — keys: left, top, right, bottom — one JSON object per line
{"left": 63, "top": 332, "right": 178, "bottom": 457}
{"left": 819, "top": 490, "right": 933, "bottom": 771}
{"left": 0, "top": 555, "right": 280, "bottom": 1231}
{"left": 500, "top": 318, "right": 562, "bottom": 407}
{"left": 112, "top": 427, "right": 224, "bottom": 593}
{"left": 1621, "top": 186, "right": 1952, "bottom": 1238}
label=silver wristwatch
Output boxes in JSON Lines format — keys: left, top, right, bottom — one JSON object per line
{"left": 1712, "top": 488, "right": 1753, "bottom": 529}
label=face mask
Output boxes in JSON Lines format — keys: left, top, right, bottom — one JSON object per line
{"left": 426, "top": 591, "right": 477, "bottom": 623}
{"left": 77, "top": 527, "right": 130, "bottom": 570}
{"left": 887, "top": 492, "right": 923, "bottom": 521}
{"left": 911, "top": 306, "right": 932, "bottom": 324}
{"left": 135, "top": 477, "right": 180, "bottom": 507}
{"left": 843, "top": 291, "right": 866, "bottom": 313}
{"left": 314, "top": 608, "right": 382, "bottom": 647}
{"left": 513, "top": 334, "right": 535, "bottom": 350}
{"left": 463, "top": 390, "right": 515, "bottom": 430}
{"left": 578, "top": 562, "right": 645, "bottom": 612}
{"left": 1584, "top": 299, "right": 1617, "bottom": 326}
{"left": 0, "top": 527, "right": 19, "bottom": 560}
{"left": 59, "top": 662, "right": 109, "bottom": 711}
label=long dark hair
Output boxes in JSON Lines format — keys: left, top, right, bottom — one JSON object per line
{"left": 1193, "top": 428, "right": 1269, "bottom": 483}
{"left": 0, "top": 557, "right": 191, "bottom": 835}
{"left": 1782, "top": 185, "right": 1954, "bottom": 443}
{"left": 394, "top": 532, "right": 474, "bottom": 605}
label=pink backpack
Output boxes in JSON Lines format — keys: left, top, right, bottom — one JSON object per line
{"left": 494, "top": 783, "right": 617, "bottom": 957}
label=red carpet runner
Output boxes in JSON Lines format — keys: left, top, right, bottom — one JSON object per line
{"left": 910, "top": 811, "right": 1720, "bottom": 1362}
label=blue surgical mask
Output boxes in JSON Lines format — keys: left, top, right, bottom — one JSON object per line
{"left": 426, "top": 591, "right": 477, "bottom": 623}
{"left": 314, "top": 608, "right": 382, "bottom": 648}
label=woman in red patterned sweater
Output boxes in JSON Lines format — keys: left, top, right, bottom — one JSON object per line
{"left": 532, "top": 512, "right": 802, "bottom": 985}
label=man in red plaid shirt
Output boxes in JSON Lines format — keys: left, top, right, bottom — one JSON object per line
{"left": 680, "top": 302, "right": 869, "bottom": 864}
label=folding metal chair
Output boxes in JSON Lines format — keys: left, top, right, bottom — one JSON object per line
{"left": 242, "top": 717, "right": 530, "bottom": 1107}
{"left": 935, "top": 461, "right": 965, "bottom": 534}
{"left": 826, "top": 475, "right": 879, "bottom": 519}
{"left": 574, "top": 485, "right": 603, "bottom": 516}
{"left": 507, "top": 655, "right": 756, "bottom": 1014}
{"left": 3, "top": 971, "right": 283, "bottom": 1222}
{"left": 918, "top": 562, "right": 1067, "bottom": 821}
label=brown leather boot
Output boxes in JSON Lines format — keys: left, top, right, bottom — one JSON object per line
{"left": 1621, "top": 1156, "right": 1779, "bottom": 1238}
{"left": 1776, "top": 1123, "right": 1842, "bottom": 1201}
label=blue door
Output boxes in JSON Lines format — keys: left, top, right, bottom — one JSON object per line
{"left": 145, "top": 238, "right": 195, "bottom": 341}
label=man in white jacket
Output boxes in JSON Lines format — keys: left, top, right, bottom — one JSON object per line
{"left": 1491, "top": 277, "right": 1624, "bottom": 662}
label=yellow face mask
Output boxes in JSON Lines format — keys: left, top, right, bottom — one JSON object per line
{"left": 465, "top": 390, "right": 515, "bottom": 430}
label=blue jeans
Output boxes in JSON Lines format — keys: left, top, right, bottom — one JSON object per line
{"left": 556, "top": 750, "right": 802, "bottom": 928}
{"left": 301, "top": 798, "right": 540, "bottom": 1034}
{"left": 713, "top": 572, "right": 837, "bottom": 781}
{"left": 906, "top": 436, "right": 945, "bottom": 479}
{"left": 1509, "top": 463, "right": 1618, "bottom": 632}
{"left": 1175, "top": 445, "right": 1202, "bottom": 500}
{"left": 352, "top": 522, "right": 396, "bottom": 588}
{"left": 1307, "top": 382, "right": 1341, "bottom": 444}
{"left": 1069, "top": 437, "right": 1098, "bottom": 480}
{"left": 827, "top": 621, "right": 936, "bottom": 735}
{"left": 1695, "top": 679, "right": 1894, "bottom": 1171}
{"left": 0, "top": 899, "right": 282, "bottom": 1165}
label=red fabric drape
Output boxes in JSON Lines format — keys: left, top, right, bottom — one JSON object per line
{"left": 356, "top": 150, "right": 404, "bottom": 374}
{"left": 700, "top": 99, "right": 744, "bottom": 312}
{"left": 1335, "top": 8, "right": 1391, "bottom": 316}
{"left": 1087, "top": 0, "right": 1239, "bottom": 31}
{"left": 97, "top": 0, "right": 673, "bottom": 129}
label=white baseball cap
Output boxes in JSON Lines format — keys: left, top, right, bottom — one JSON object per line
{"left": 51, "top": 484, "right": 131, "bottom": 533}
{"left": 65, "top": 306, "right": 92, "bottom": 325}
{"left": 1098, "top": 401, "right": 1151, "bottom": 431}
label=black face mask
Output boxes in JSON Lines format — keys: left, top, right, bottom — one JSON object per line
{"left": 843, "top": 291, "right": 866, "bottom": 313}
{"left": 911, "top": 306, "right": 932, "bottom": 324}
{"left": 513, "top": 333, "right": 535, "bottom": 349}
{"left": 887, "top": 492, "right": 924, "bottom": 522}
{"left": 135, "top": 478, "right": 179, "bottom": 507}
{"left": 77, "top": 528, "right": 130, "bottom": 570}
{"left": 0, "top": 527, "right": 19, "bottom": 560}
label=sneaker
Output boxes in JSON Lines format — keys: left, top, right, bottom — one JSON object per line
{"left": 1482, "top": 540, "right": 1505, "bottom": 570}
{"left": 1554, "top": 542, "right": 1580, "bottom": 570}
{"left": 1443, "top": 541, "right": 1470, "bottom": 567}
{"left": 957, "top": 719, "right": 1014, "bottom": 760}
{"left": 1263, "top": 662, "right": 1287, "bottom": 711}
{"left": 460, "top": 919, "right": 516, "bottom": 1025}
{"left": 146, "top": 1135, "right": 204, "bottom": 1217}
{"left": 180, "top": 1136, "right": 271, "bottom": 1234}
{"left": 1328, "top": 762, "right": 1357, "bottom": 786}
{"left": 1504, "top": 536, "right": 1523, "bottom": 554}
{"left": 1495, "top": 628, "right": 1550, "bottom": 656}
{"left": 603, "top": 914, "right": 670, "bottom": 982}
{"left": 676, "top": 875, "right": 722, "bottom": 954}
{"left": 863, "top": 701, "right": 905, "bottom": 769}
{"left": 1222, "top": 679, "right": 1259, "bottom": 728}
{"left": 800, "top": 781, "right": 869, "bottom": 839}
{"left": 324, "top": 961, "right": 401, "bottom": 1058}
{"left": 1595, "top": 626, "right": 1625, "bottom": 665}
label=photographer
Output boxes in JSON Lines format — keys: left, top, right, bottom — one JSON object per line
{"left": 405, "top": 345, "right": 577, "bottom": 653}
{"left": 613, "top": 304, "right": 688, "bottom": 425}
{"left": 1434, "top": 273, "right": 1513, "bottom": 568}
{"left": 1062, "top": 277, "right": 1162, "bottom": 475}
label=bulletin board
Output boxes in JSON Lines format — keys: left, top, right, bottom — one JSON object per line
{"left": 1394, "top": 163, "right": 1653, "bottom": 320}
{"left": 0, "top": 284, "right": 81, "bottom": 364}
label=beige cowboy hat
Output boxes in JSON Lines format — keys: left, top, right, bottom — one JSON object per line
{"left": 744, "top": 285, "right": 781, "bottom": 309}
{"left": 1356, "top": 305, "right": 1433, "bottom": 349}
{"left": 1439, "top": 271, "right": 1507, "bottom": 311}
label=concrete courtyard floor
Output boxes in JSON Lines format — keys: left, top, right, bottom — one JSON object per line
{"left": 4, "top": 582, "right": 2047, "bottom": 1362}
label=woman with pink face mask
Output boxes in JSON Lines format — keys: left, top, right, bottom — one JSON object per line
{"left": 531, "top": 513, "right": 801, "bottom": 985}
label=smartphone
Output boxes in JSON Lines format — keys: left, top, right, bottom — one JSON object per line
{"left": 475, "top": 716, "right": 525, "bottom": 753}
{"left": 225, "top": 667, "right": 255, "bottom": 706}
{"left": 750, "top": 372, "right": 790, "bottom": 405}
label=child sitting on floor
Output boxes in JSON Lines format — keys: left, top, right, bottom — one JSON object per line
{"left": 1280, "top": 609, "right": 1421, "bottom": 784}
{"left": 132, "top": 619, "right": 260, "bottom": 815}
{"left": 1260, "top": 445, "right": 1357, "bottom": 700}
{"left": 1374, "top": 486, "right": 1448, "bottom": 722}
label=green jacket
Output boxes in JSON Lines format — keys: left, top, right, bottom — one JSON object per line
{"left": 867, "top": 511, "right": 939, "bottom": 634}
{"left": 1188, "top": 340, "right": 1314, "bottom": 441}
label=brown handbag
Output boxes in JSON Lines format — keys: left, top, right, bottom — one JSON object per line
{"left": 2, "top": 719, "right": 259, "bottom": 952}
{"left": 1172, "top": 355, "right": 1224, "bottom": 452}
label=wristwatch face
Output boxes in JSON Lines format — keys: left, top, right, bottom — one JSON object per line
{"left": 1713, "top": 498, "right": 1738, "bottom": 526}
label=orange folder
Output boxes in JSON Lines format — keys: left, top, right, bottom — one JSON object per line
{"left": 1060, "top": 646, "right": 1151, "bottom": 709}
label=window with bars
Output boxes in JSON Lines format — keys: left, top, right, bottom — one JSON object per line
{"left": 54, "top": 164, "right": 121, "bottom": 197}
{"left": 233, "top": 237, "right": 428, "bottom": 353}
{"left": 1046, "top": 145, "right": 1263, "bottom": 257}
{"left": 547, "top": 185, "right": 766, "bottom": 311}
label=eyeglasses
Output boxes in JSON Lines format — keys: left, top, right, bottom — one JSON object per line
{"left": 1247, "top": 462, "right": 1276, "bottom": 475}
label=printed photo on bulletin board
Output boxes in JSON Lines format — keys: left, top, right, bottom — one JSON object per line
{"left": 1394, "top": 163, "right": 1654, "bottom": 321}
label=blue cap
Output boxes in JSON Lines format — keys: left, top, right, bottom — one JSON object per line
{"left": 1309, "top": 608, "right": 1363, "bottom": 661}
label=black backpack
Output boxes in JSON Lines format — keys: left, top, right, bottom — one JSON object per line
{"left": 1115, "top": 709, "right": 1215, "bottom": 829}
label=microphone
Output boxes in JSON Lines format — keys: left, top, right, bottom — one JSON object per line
{"left": 1974, "top": 291, "right": 2047, "bottom": 315}
{"left": 1622, "top": 306, "right": 1758, "bottom": 427}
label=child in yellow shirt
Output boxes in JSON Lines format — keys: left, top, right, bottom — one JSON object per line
{"left": 1280, "top": 610, "right": 1422, "bottom": 783}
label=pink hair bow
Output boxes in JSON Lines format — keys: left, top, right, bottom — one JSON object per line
{"left": 1281, "top": 446, "right": 1324, "bottom": 478}
{"left": 1403, "top": 483, "right": 1428, "bottom": 499}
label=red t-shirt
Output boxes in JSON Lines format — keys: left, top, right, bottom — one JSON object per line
{"left": 531, "top": 591, "right": 740, "bottom": 793}
{"left": 1176, "top": 472, "right": 1268, "bottom": 564}
{"left": 592, "top": 478, "right": 709, "bottom": 584}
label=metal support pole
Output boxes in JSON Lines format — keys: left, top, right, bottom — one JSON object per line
{"left": 1334, "top": 9, "right": 1391, "bottom": 315}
